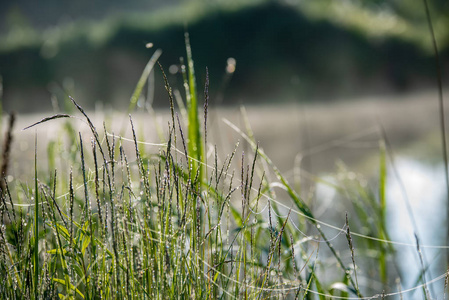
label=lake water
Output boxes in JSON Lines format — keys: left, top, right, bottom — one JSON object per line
{"left": 386, "top": 158, "right": 447, "bottom": 298}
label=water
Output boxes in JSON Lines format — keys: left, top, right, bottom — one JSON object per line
{"left": 387, "top": 158, "right": 447, "bottom": 298}
{"left": 312, "top": 157, "right": 448, "bottom": 298}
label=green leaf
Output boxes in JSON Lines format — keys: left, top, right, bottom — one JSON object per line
{"left": 230, "top": 206, "right": 242, "bottom": 227}
{"left": 54, "top": 223, "right": 70, "bottom": 241}
{"left": 313, "top": 275, "right": 327, "bottom": 300}
{"left": 72, "top": 263, "right": 84, "bottom": 279}
{"left": 81, "top": 234, "right": 91, "bottom": 256}
{"left": 53, "top": 278, "right": 85, "bottom": 299}
{"left": 47, "top": 248, "right": 67, "bottom": 255}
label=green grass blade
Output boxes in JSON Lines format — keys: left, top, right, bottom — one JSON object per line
{"left": 53, "top": 278, "right": 85, "bottom": 299}
{"left": 127, "top": 49, "right": 163, "bottom": 114}
{"left": 34, "top": 133, "right": 39, "bottom": 299}
{"left": 379, "top": 140, "right": 388, "bottom": 284}
{"left": 223, "top": 117, "right": 362, "bottom": 296}
{"left": 184, "top": 32, "right": 204, "bottom": 186}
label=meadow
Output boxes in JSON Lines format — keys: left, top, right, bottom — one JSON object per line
{"left": 0, "top": 55, "right": 447, "bottom": 300}
{"left": 1, "top": 14, "right": 449, "bottom": 299}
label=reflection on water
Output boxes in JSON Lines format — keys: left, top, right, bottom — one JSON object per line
{"left": 387, "top": 158, "right": 446, "bottom": 297}
{"left": 312, "top": 157, "right": 447, "bottom": 297}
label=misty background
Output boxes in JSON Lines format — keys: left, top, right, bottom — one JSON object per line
{"left": 0, "top": 0, "right": 448, "bottom": 112}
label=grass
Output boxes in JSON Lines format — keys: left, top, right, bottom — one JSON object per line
{"left": 0, "top": 42, "right": 448, "bottom": 300}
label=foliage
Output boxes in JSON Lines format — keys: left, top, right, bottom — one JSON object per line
{"left": 0, "top": 44, "right": 447, "bottom": 299}
{"left": 1, "top": 1, "right": 448, "bottom": 113}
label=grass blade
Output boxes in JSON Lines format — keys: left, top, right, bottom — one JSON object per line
{"left": 23, "top": 114, "right": 71, "bottom": 131}
{"left": 421, "top": 0, "right": 449, "bottom": 268}
{"left": 34, "top": 133, "right": 39, "bottom": 299}
{"left": 127, "top": 49, "right": 163, "bottom": 114}
{"left": 184, "top": 32, "right": 204, "bottom": 186}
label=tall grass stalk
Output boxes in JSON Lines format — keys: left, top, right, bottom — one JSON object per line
{"left": 2, "top": 38, "right": 447, "bottom": 299}
{"left": 33, "top": 133, "right": 39, "bottom": 299}
{"left": 127, "top": 49, "right": 163, "bottom": 115}
{"left": 422, "top": 0, "right": 449, "bottom": 269}
{"left": 183, "top": 32, "right": 204, "bottom": 186}
{"left": 378, "top": 140, "right": 388, "bottom": 285}
{"left": 223, "top": 117, "right": 363, "bottom": 296}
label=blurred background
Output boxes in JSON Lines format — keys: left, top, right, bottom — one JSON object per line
{"left": 1, "top": 0, "right": 449, "bottom": 295}
{"left": 0, "top": 0, "right": 448, "bottom": 112}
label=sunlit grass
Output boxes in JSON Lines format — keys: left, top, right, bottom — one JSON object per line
{"left": 1, "top": 43, "right": 448, "bottom": 299}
